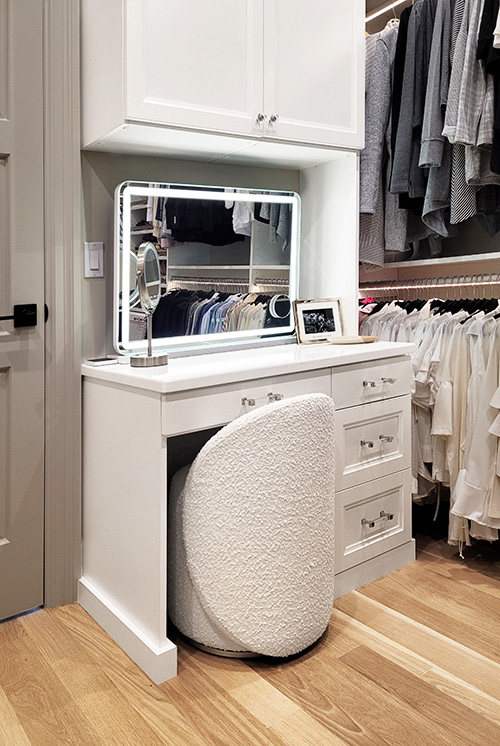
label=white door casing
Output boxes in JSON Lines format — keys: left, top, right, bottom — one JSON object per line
{"left": 0, "top": 0, "right": 45, "bottom": 620}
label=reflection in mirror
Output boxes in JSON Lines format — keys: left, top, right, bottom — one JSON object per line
{"left": 114, "top": 181, "right": 300, "bottom": 356}
{"left": 128, "top": 251, "right": 140, "bottom": 307}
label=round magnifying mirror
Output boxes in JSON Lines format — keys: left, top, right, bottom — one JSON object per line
{"left": 131, "top": 242, "right": 168, "bottom": 367}
{"left": 137, "top": 241, "right": 161, "bottom": 312}
{"left": 265, "top": 294, "right": 291, "bottom": 329}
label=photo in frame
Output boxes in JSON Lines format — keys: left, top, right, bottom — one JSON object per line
{"left": 293, "top": 298, "right": 344, "bottom": 343}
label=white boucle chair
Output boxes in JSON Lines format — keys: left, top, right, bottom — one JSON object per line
{"left": 167, "top": 392, "right": 335, "bottom": 657}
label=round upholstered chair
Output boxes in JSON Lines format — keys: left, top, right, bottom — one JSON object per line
{"left": 167, "top": 392, "right": 335, "bottom": 657}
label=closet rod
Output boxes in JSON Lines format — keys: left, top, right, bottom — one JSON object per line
{"left": 366, "top": 0, "right": 408, "bottom": 23}
{"left": 360, "top": 274, "right": 500, "bottom": 292}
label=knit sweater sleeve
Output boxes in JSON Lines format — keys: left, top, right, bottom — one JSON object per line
{"left": 360, "top": 37, "right": 392, "bottom": 215}
{"left": 420, "top": 0, "right": 452, "bottom": 167}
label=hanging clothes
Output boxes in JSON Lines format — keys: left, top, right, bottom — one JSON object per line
{"left": 360, "top": 0, "right": 500, "bottom": 266}
{"left": 361, "top": 296, "right": 500, "bottom": 545}
{"left": 360, "top": 23, "right": 408, "bottom": 266}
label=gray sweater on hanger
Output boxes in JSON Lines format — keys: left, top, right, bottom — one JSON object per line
{"left": 360, "top": 24, "right": 408, "bottom": 262}
{"left": 390, "top": 0, "right": 438, "bottom": 198}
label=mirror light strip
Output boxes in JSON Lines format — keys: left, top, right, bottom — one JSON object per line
{"left": 366, "top": 0, "right": 408, "bottom": 23}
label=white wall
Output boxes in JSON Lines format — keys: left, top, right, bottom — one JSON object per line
{"left": 300, "top": 153, "right": 359, "bottom": 336}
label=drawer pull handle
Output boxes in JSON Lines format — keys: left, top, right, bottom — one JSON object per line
{"left": 267, "top": 392, "right": 284, "bottom": 402}
{"left": 241, "top": 397, "right": 256, "bottom": 407}
{"left": 363, "top": 377, "right": 397, "bottom": 388}
{"left": 379, "top": 434, "right": 394, "bottom": 443}
{"left": 360, "top": 439, "right": 374, "bottom": 448}
{"left": 361, "top": 510, "right": 395, "bottom": 529}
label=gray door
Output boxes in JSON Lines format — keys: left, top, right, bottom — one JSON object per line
{"left": 0, "top": 0, "right": 45, "bottom": 619}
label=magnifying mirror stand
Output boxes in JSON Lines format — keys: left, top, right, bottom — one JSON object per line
{"left": 130, "top": 310, "right": 169, "bottom": 367}
{"left": 130, "top": 241, "right": 169, "bottom": 368}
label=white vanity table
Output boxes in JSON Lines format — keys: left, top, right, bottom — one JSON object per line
{"left": 80, "top": 340, "right": 415, "bottom": 684}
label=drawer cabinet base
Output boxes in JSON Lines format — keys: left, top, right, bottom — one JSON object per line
{"left": 334, "top": 539, "right": 416, "bottom": 600}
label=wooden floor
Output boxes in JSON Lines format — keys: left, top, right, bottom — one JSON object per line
{"left": 2, "top": 533, "right": 500, "bottom": 745}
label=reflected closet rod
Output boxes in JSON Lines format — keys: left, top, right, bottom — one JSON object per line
{"left": 169, "top": 276, "right": 249, "bottom": 287}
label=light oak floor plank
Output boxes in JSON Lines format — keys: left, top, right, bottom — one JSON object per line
{"left": 1, "top": 537, "right": 500, "bottom": 745}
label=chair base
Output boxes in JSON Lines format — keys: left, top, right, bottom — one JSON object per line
{"left": 179, "top": 633, "right": 261, "bottom": 659}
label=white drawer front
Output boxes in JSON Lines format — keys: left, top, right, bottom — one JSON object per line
{"left": 336, "top": 470, "right": 412, "bottom": 572}
{"left": 336, "top": 396, "right": 411, "bottom": 491}
{"left": 331, "top": 357, "right": 411, "bottom": 410}
{"left": 163, "top": 370, "right": 331, "bottom": 436}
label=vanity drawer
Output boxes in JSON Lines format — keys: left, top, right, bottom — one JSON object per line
{"left": 331, "top": 357, "right": 411, "bottom": 410}
{"left": 335, "top": 395, "right": 411, "bottom": 491}
{"left": 336, "top": 470, "right": 412, "bottom": 572}
{"left": 163, "top": 370, "right": 331, "bottom": 436}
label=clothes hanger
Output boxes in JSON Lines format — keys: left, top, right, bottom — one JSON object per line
{"left": 385, "top": 5, "right": 400, "bottom": 29}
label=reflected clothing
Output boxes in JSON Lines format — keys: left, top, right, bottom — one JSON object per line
{"left": 152, "top": 290, "right": 276, "bottom": 337}
{"left": 165, "top": 197, "right": 244, "bottom": 246}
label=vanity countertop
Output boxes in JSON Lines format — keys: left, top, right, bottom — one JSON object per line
{"left": 82, "top": 341, "right": 415, "bottom": 394}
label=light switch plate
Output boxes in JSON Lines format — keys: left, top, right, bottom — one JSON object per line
{"left": 84, "top": 242, "right": 104, "bottom": 278}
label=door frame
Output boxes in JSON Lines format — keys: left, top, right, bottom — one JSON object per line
{"left": 43, "top": 0, "right": 82, "bottom": 607}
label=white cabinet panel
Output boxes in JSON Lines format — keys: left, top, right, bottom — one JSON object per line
{"left": 126, "top": 0, "right": 264, "bottom": 135}
{"left": 336, "top": 396, "right": 411, "bottom": 491}
{"left": 336, "top": 470, "right": 412, "bottom": 572}
{"left": 264, "top": 0, "right": 364, "bottom": 148}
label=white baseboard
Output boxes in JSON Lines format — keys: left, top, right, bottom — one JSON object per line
{"left": 334, "top": 539, "right": 416, "bottom": 599}
{"left": 78, "top": 577, "right": 177, "bottom": 684}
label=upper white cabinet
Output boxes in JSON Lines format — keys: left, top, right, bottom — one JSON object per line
{"left": 81, "top": 0, "right": 364, "bottom": 160}
{"left": 125, "top": 0, "right": 266, "bottom": 137}
{"left": 262, "top": 0, "right": 363, "bottom": 147}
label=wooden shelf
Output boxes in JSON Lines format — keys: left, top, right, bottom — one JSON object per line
{"left": 251, "top": 265, "right": 289, "bottom": 270}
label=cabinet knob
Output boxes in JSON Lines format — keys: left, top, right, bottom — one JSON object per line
{"left": 269, "top": 114, "right": 279, "bottom": 124}
{"left": 256, "top": 113, "right": 266, "bottom": 123}
{"left": 241, "top": 397, "right": 256, "bottom": 407}
{"left": 363, "top": 377, "right": 396, "bottom": 388}
{"left": 360, "top": 439, "right": 374, "bottom": 448}
{"left": 379, "top": 434, "right": 394, "bottom": 443}
{"left": 267, "top": 392, "right": 283, "bottom": 402}
{"left": 361, "top": 510, "right": 394, "bottom": 529}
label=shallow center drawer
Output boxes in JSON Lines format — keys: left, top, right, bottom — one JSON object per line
{"left": 336, "top": 395, "right": 411, "bottom": 491}
{"left": 163, "top": 370, "right": 331, "bottom": 436}
{"left": 331, "top": 356, "right": 411, "bottom": 410}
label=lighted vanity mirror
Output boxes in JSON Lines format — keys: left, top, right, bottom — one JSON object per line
{"left": 114, "top": 180, "right": 300, "bottom": 356}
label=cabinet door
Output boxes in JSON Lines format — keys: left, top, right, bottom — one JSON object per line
{"left": 263, "top": 0, "right": 364, "bottom": 148}
{"left": 126, "top": 0, "right": 265, "bottom": 136}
